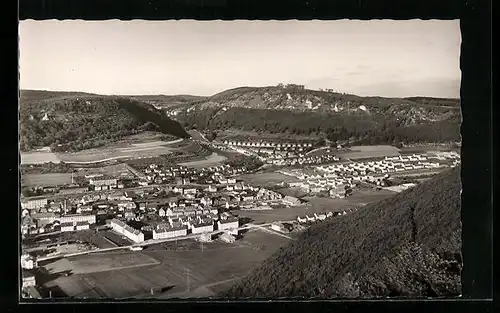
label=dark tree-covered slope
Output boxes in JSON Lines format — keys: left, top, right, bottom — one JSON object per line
{"left": 19, "top": 90, "right": 189, "bottom": 152}
{"left": 222, "top": 167, "right": 462, "bottom": 299}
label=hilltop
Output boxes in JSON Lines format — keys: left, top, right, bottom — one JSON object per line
{"left": 169, "top": 85, "right": 461, "bottom": 145}
{"left": 221, "top": 167, "right": 462, "bottom": 298}
{"left": 19, "top": 90, "right": 189, "bottom": 152}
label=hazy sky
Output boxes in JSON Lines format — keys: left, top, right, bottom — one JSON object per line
{"left": 19, "top": 20, "right": 461, "bottom": 98}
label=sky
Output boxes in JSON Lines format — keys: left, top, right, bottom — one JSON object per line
{"left": 19, "top": 20, "right": 461, "bottom": 98}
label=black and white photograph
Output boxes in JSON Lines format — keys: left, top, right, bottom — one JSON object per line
{"left": 19, "top": 19, "right": 463, "bottom": 300}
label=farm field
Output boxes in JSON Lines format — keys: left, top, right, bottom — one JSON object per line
{"left": 337, "top": 145, "right": 401, "bottom": 160}
{"left": 40, "top": 230, "right": 290, "bottom": 299}
{"left": 178, "top": 152, "right": 227, "bottom": 168}
{"left": 22, "top": 173, "right": 73, "bottom": 187}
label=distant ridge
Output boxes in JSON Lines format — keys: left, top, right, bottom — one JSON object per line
{"left": 222, "top": 167, "right": 462, "bottom": 298}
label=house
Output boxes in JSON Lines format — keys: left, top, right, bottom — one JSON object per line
{"left": 21, "top": 254, "right": 36, "bottom": 270}
{"left": 184, "top": 188, "right": 197, "bottom": 195}
{"left": 124, "top": 210, "right": 135, "bottom": 220}
{"left": 22, "top": 271, "right": 36, "bottom": 289}
{"left": 75, "top": 221, "right": 90, "bottom": 231}
{"left": 270, "top": 222, "right": 288, "bottom": 233}
{"left": 60, "top": 222, "right": 74, "bottom": 232}
{"left": 314, "top": 213, "right": 327, "bottom": 221}
{"left": 158, "top": 208, "right": 166, "bottom": 217}
{"left": 208, "top": 185, "right": 218, "bottom": 193}
{"left": 283, "top": 195, "right": 301, "bottom": 206}
{"left": 220, "top": 232, "right": 236, "bottom": 243}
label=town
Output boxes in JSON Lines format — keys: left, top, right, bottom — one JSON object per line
{"left": 20, "top": 132, "right": 462, "bottom": 299}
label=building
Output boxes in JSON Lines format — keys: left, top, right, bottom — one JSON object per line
{"left": 59, "top": 214, "right": 96, "bottom": 225}
{"left": 75, "top": 221, "right": 90, "bottom": 231}
{"left": 21, "top": 254, "right": 36, "bottom": 270}
{"left": 217, "top": 217, "right": 239, "bottom": 231}
{"left": 22, "top": 271, "right": 36, "bottom": 289}
{"left": 190, "top": 219, "right": 214, "bottom": 234}
{"left": 152, "top": 224, "right": 188, "bottom": 240}
{"left": 31, "top": 212, "right": 57, "bottom": 227}
{"left": 220, "top": 232, "right": 236, "bottom": 243}
{"left": 21, "top": 198, "right": 48, "bottom": 210}
{"left": 89, "top": 176, "right": 118, "bottom": 187}
{"left": 60, "top": 222, "right": 74, "bottom": 232}
{"left": 283, "top": 195, "right": 301, "bottom": 206}
{"left": 158, "top": 208, "right": 166, "bottom": 217}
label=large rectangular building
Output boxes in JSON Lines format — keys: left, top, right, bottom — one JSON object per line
{"left": 59, "top": 214, "right": 96, "bottom": 225}
{"left": 152, "top": 225, "right": 188, "bottom": 240}
{"left": 110, "top": 218, "right": 144, "bottom": 243}
{"left": 89, "top": 176, "right": 118, "bottom": 187}
{"left": 190, "top": 220, "right": 214, "bottom": 234}
{"left": 217, "top": 217, "right": 239, "bottom": 231}
{"left": 21, "top": 198, "right": 48, "bottom": 210}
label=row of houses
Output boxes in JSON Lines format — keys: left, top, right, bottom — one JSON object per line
{"left": 223, "top": 140, "right": 314, "bottom": 149}
{"left": 296, "top": 209, "right": 357, "bottom": 223}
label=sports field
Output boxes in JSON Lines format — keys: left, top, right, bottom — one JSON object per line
{"left": 337, "top": 145, "right": 401, "bottom": 160}
{"left": 178, "top": 152, "right": 227, "bottom": 168}
{"left": 238, "top": 172, "right": 300, "bottom": 186}
{"left": 41, "top": 231, "right": 290, "bottom": 299}
{"left": 22, "top": 173, "right": 73, "bottom": 187}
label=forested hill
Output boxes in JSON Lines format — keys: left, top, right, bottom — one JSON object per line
{"left": 169, "top": 85, "right": 461, "bottom": 145}
{"left": 221, "top": 167, "right": 462, "bottom": 299}
{"left": 19, "top": 90, "right": 189, "bottom": 152}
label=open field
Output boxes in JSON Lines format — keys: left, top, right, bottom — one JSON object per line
{"left": 74, "top": 163, "right": 135, "bottom": 180}
{"left": 21, "top": 152, "right": 62, "bottom": 165}
{"left": 22, "top": 173, "right": 73, "bottom": 187}
{"left": 40, "top": 230, "right": 290, "bottom": 299}
{"left": 178, "top": 152, "right": 227, "bottom": 168}
{"left": 238, "top": 172, "right": 300, "bottom": 186}
{"left": 21, "top": 135, "right": 186, "bottom": 165}
{"left": 57, "top": 142, "right": 179, "bottom": 163}
{"left": 337, "top": 145, "right": 401, "bottom": 160}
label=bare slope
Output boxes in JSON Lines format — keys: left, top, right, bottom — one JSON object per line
{"left": 222, "top": 167, "right": 462, "bottom": 298}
